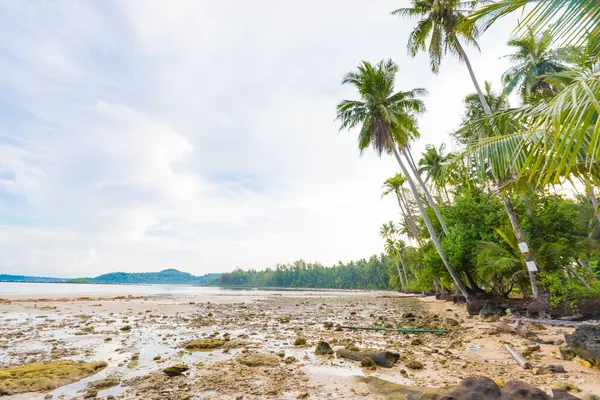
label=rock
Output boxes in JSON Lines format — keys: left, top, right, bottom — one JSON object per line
{"left": 362, "top": 376, "right": 446, "bottom": 398}
{"left": 553, "top": 383, "right": 581, "bottom": 393}
{"left": 44, "top": 395, "right": 53, "bottom": 400}
{"left": 314, "top": 341, "right": 333, "bottom": 355}
{"left": 120, "top": 325, "right": 131, "bottom": 332}
{"left": 276, "top": 350, "right": 285, "bottom": 358}
{"left": 441, "top": 376, "right": 501, "bottom": 399}
{"left": 503, "top": 381, "right": 551, "bottom": 400}
{"left": 344, "top": 342, "right": 360, "bottom": 352}
{"left": 410, "top": 338, "right": 423, "bottom": 346}
{"left": 323, "top": 321, "right": 333, "bottom": 329}
{"left": 294, "top": 337, "right": 307, "bottom": 346}
{"left": 237, "top": 352, "right": 280, "bottom": 367}
{"left": 184, "top": 339, "right": 225, "bottom": 351}
{"left": 336, "top": 349, "right": 400, "bottom": 368}
{"left": 360, "top": 357, "right": 376, "bottom": 369}
{"left": 445, "top": 318, "right": 459, "bottom": 326}
{"left": 163, "top": 364, "right": 189, "bottom": 376}
{"left": 478, "top": 300, "right": 506, "bottom": 318}
{"left": 284, "top": 356, "right": 296, "bottom": 364}
{"left": 402, "top": 312, "right": 415, "bottom": 318}
{"left": 405, "top": 360, "right": 424, "bottom": 370}
{"left": 83, "top": 389, "right": 98, "bottom": 398}
{"left": 297, "top": 393, "right": 309, "bottom": 399}
{"left": 548, "top": 364, "right": 566, "bottom": 373}
{"left": 551, "top": 390, "right": 582, "bottom": 400}
{"left": 87, "top": 376, "right": 120, "bottom": 390}
{"left": 533, "top": 367, "right": 551, "bottom": 375}
{"left": 563, "top": 325, "right": 600, "bottom": 367}
{"left": 153, "top": 355, "right": 161, "bottom": 361}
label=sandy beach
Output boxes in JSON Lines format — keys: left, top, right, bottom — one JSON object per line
{"left": 1, "top": 290, "right": 599, "bottom": 399}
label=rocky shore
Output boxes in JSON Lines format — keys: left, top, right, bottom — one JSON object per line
{"left": 0, "top": 292, "right": 598, "bottom": 399}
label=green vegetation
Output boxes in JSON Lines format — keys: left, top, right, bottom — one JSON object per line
{"left": 223, "top": 0, "right": 600, "bottom": 315}
{"left": 0, "top": 360, "right": 107, "bottom": 395}
{"left": 88, "top": 269, "right": 220, "bottom": 285}
{"left": 219, "top": 256, "right": 393, "bottom": 290}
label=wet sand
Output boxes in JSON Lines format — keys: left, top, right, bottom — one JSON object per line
{"left": 1, "top": 291, "right": 599, "bottom": 399}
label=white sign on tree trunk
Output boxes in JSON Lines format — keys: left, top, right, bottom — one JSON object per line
{"left": 526, "top": 261, "right": 538, "bottom": 272}
{"left": 518, "top": 242, "right": 529, "bottom": 253}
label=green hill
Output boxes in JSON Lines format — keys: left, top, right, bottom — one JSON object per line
{"left": 87, "top": 269, "right": 220, "bottom": 285}
{"left": 0, "top": 269, "right": 220, "bottom": 285}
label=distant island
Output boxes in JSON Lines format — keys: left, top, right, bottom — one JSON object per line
{"left": 0, "top": 269, "right": 221, "bottom": 286}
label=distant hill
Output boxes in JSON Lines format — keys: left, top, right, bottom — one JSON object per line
{"left": 88, "top": 269, "right": 220, "bottom": 285}
{"left": 0, "top": 269, "right": 221, "bottom": 285}
{"left": 0, "top": 274, "right": 67, "bottom": 283}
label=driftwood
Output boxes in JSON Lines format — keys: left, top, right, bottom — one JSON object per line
{"left": 335, "top": 349, "right": 400, "bottom": 368}
{"left": 492, "top": 321, "right": 553, "bottom": 344}
{"left": 504, "top": 343, "right": 532, "bottom": 369}
{"left": 508, "top": 317, "right": 600, "bottom": 327}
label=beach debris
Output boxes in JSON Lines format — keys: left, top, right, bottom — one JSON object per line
{"left": 338, "top": 325, "right": 447, "bottom": 333}
{"left": 504, "top": 343, "right": 532, "bottom": 369}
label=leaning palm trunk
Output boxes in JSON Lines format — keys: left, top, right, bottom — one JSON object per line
{"left": 586, "top": 184, "right": 600, "bottom": 224}
{"left": 456, "top": 41, "right": 492, "bottom": 115}
{"left": 502, "top": 195, "right": 540, "bottom": 298}
{"left": 399, "top": 253, "right": 409, "bottom": 286}
{"left": 457, "top": 40, "right": 540, "bottom": 298}
{"left": 391, "top": 146, "right": 471, "bottom": 299}
{"left": 394, "top": 258, "right": 405, "bottom": 290}
{"left": 396, "top": 191, "right": 422, "bottom": 245}
{"left": 403, "top": 148, "right": 449, "bottom": 235}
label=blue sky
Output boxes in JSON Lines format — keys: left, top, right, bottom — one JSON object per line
{"left": 0, "top": 1, "right": 518, "bottom": 277}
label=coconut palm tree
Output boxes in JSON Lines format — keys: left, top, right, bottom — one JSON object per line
{"left": 393, "top": 0, "right": 493, "bottom": 115}
{"left": 382, "top": 174, "right": 422, "bottom": 245}
{"left": 467, "top": 0, "right": 600, "bottom": 49}
{"left": 418, "top": 144, "right": 451, "bottom": 201}
{"left": 380, "top": 222, "right": 406, "bottom": 289}
{"left": 336, "top": 59, "right": 472, "bottom": 299}
{"left": 502, "top": 28, "right": 571, "bottom": 102}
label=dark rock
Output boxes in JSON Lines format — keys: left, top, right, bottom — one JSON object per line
{"left": 284, "top": 356, "right": 296, "bottom": 364}
{"left": 441, "top": 376, "right": 501, "bottom": 399}
{"left": 551, "top": 390, "right": 582, "bottom": 400}
{"left": 445, "top": 318, "right": 459, "bottom": 326}
{"left": 479, "top": 300, "right": 506, "bottom": 318}
{"left": 163, "top": 364, "right": 189, "bottom": 376}
{"left": 563, "top": 325, "right": 600, "bottom": 367}
{"left": 315, "top": 341, "right": 333, "bottom": 355}
{"left": 336, "top": 349, "right": 400, "bottom": 368}
{"left": 548, "top": 364, "right": 566, "bottom": 373}
{"left": 503, "top": 381, "right": 551, "bottom": 400}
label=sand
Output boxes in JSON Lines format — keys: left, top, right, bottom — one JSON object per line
{"left": 0, "top": 291, "right": 598, "bottom": 399}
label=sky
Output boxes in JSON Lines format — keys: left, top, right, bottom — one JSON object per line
{"left": 0, "top": 1, "right": 520, "bottom": 278}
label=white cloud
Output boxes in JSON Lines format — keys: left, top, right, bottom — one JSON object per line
{"left": 0, "top": 0, "right": 519, "bottom": 277}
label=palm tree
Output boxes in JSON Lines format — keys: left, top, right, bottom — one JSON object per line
{"left": 382, "top": 174, "right": 422, "bottom": 245}
{"left": 467, "top": 0, "right": 600, "bottom": 49}
{"left": 502, "top": 28, "right": 570, "bottom": 102}
{"left": 393, "top": 0, "right": 493, "bottom": 115}
{"left": 418, "top": 143, "right": 451, "bottom": 201}
{"left": 336, "top": 59, "right": 472, "bottom": 299}
{"left": 380, "top": 222, "right": 406, "bottom": 289}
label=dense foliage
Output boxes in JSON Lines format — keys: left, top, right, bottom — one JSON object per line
{"left": 219, "top": 257, "right": 393, "bottom": 290}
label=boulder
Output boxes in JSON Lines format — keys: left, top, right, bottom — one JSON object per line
{"left": 563, "top": 325, "right": 600, "bottom": 367}
{"left": 441, "top": 376, "right": 501, "bottom": 400}
{"left": 503, "top": 381, "right": 551, "bottom": 400}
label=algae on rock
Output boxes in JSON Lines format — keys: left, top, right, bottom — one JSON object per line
{"left": 0, "top": 360, "right": 107, "bottom": 395}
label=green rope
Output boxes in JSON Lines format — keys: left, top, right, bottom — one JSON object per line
{"left": 339, "top": 325, "right": 447, "bottom": 333}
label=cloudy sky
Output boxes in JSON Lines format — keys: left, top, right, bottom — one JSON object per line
{"left": 0, "top": 1, "right": 519, "bottom": 278}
